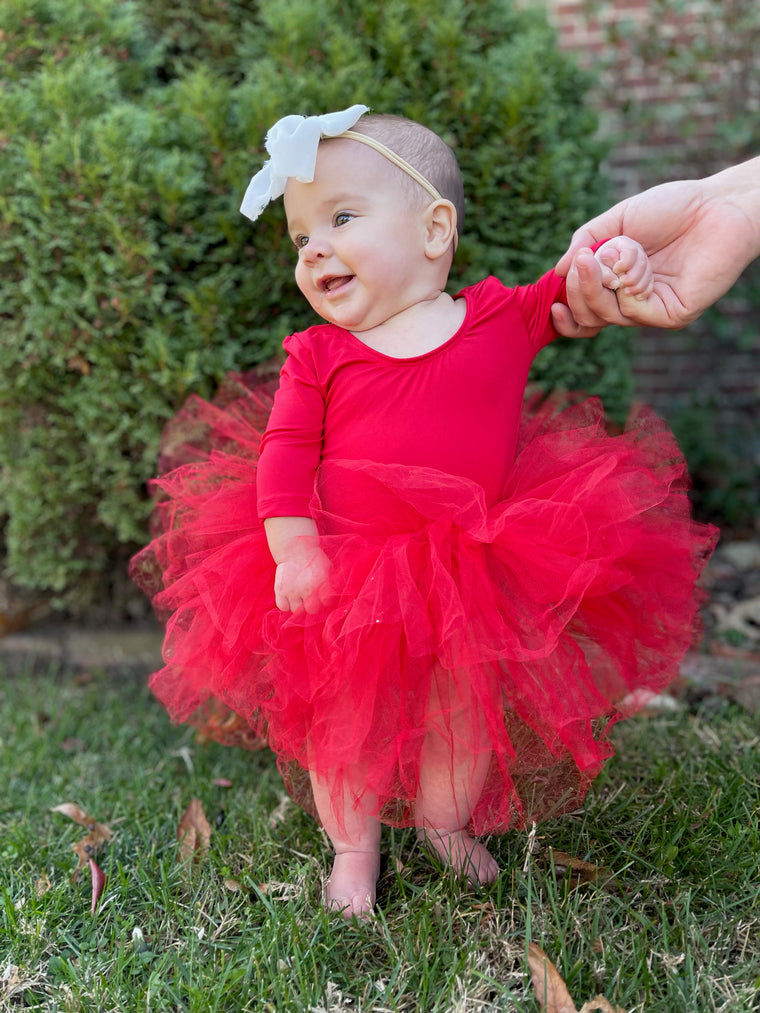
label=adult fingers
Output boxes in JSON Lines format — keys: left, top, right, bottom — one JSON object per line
{"left": 550, "top": 302, "right": 602, "bottom": 338}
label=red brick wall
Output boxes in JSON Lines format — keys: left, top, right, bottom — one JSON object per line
{"left": 540, "top": 0, "right": 760, "bottom": 437}
{"left": 544, "top": 0, "right": 757, "bottom": 192}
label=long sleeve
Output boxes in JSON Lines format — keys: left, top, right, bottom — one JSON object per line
{"left": 512, "top": 239, "right": 614, "bottom": 353}
{"left": 257, "top": 335, "right": 326, "bottom": 519}
{"left": 511, "top": 268, "right": 567, "bottom": 352}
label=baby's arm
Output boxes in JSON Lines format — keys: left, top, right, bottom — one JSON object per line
{"left": 264, "top": 516, "right": 332, "bottom": 613}
{"left": 565, "top": 236, "right": 654, "bottom": 328}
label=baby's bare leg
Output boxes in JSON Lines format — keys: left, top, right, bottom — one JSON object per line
{"left": 416, "top": 672, "right": 499, "bottom": 885}
{"left": 310, "top": 769, "right": 381, "bottom": 920}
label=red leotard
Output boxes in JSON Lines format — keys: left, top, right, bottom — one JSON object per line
{"left": 131, "top": 270, "right": 716, "bottom": 834}
{"left": 258, "top": 273, "right": 564, "bottom": 517}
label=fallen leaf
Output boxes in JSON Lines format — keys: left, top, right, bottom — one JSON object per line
{"left": 1, "top": 964, "right": 38, "bottom": 1001}
{"left": 526, "top": 943, "right": 577, "bottom": 1013}
{"left": 526, "top": 943, "right": 625, "bottom": 1013}
{"left": 35, "top": 873, "right": 52, "bottom": 897}
{"left": 540, "top": 849, "right": 618, "bottom": 891}
{"left": 51, "top": 802, "right": 98, "bottom": 828}
{"left": 1, "top": 965, "right": 21, "bottom": 994}
{"left": 579, "top": 999, "right": 625, "bottom": 1013}
{"left": 177, "top": 798, "right": 212, "bottom": 865}
{"left": 89, "top": 857, "right": 107, "bottom": 915}
{"left": 51, "top": 803, "right": 114, "bottom": 874}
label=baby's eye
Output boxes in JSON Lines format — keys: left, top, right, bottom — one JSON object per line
{"left": 334, "top": 212, "right": 354, "bottom": 227}
{"left": 293, "top": 234, "right": 309, "bottom": 250}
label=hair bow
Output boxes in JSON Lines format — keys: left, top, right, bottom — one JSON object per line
{"left": 240, "top": 104, "right": 369, "bottom": 222}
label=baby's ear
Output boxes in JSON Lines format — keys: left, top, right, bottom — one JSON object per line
{"left": 423, "top": 200, "right": 457, "bottom": 260}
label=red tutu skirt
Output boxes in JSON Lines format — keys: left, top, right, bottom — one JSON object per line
{"left": 131, "top": 373, "right": 717, "bottom": 835}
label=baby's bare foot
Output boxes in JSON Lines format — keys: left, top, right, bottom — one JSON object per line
{"left": 325, "top": 849, "right": 381, "bottom": 920}
{"left": 419, "top": 828, "right": 499, "bottom": 886}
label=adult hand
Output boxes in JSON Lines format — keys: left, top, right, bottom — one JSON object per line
{"left": 551, "top": 159, "right": 760, "bottom": 336}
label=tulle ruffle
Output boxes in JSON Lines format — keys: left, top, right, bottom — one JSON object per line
{"left": 131, "top": 378, "right": 717, "bottom": 834}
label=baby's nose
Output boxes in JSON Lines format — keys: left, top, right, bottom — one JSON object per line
{"left": 302, "top": 235, "right": 331, "bottom": 262}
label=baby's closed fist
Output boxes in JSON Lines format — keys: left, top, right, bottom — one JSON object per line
{"left": 595, "top": 236, "right": 654, "bottom": 304}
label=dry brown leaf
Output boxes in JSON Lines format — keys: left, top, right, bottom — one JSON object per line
{"left": 51, "top": 802, "right": 105, "bottom": 831}
{"left": 1, "top": 964, "right": 42, "bottom": 1001}
{"left": 526, "top": 943, "right": 625, "bottom": 1013}
{"left": 35, "top": 872, "right": 52, "bottom": 897}
{"left": 541, "top": 849, "right": 618, "bottom": 891}
{"left": 2, "top": 965, "right": 23, "bottom": 999}
{"left": 177, "top": 798, "right": 212, "bottom": 865}
{"left": 579, "top": 998, "right": 626, "bottom": 1013}
{"left": 51, "top": 803, "right": 114, "bottom": 873}
{"left": 526, "top": 943, "right": 577, "bottom": 1013}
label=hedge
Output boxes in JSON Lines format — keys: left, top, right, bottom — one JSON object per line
{"left": 0, "top": 0, "right": 622, "bottom": 613}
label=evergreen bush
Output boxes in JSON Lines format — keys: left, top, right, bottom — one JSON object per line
{"left": 0, "top": 0, "right": 622, "bottom": 613}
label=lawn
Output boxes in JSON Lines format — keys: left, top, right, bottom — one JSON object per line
{"left": 1, "top": 662, "right": 758, "bottom": 1012}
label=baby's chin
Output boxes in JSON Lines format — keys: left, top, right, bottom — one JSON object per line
{"left": 310, "top": 306, "right": 373, "bottom": 332}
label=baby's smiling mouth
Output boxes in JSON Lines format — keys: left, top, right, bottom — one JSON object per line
{"left": 320, "top": 275, "right": 353, "bottom": 293}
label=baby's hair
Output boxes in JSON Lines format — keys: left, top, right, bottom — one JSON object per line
{"left": 346, "top": 114, "right": 466, "bottom": 237}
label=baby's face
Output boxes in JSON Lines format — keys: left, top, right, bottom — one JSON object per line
{"left": 284, "top": 138, "right": 433, "bottom": 333}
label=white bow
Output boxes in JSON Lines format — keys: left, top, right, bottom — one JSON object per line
{"left": 240, "top": 104, "right": 369, "bottom": 222}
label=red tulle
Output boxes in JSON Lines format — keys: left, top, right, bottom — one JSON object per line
{"left": 130, "top": 378, "right": 717, "bottom": 834}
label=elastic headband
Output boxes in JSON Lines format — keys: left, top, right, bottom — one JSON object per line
{"left": 340, "top": 130, "right": 443, "bottom": 203}
{"left": 239, "top": 104, "right": 444, "bottom": 222}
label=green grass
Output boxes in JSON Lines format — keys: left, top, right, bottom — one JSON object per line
{"left": 1, "top": 664, "right": 759, "bottom": 1012}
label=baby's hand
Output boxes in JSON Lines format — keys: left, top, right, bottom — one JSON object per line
{"left": 274, "top": 546, "right": 332, "bottom": 614}
{"left": 563, "top": 236, "right": 656, "bottom": 331}
{"left": 594, "top": 236, "right": 654, "bottom": 312}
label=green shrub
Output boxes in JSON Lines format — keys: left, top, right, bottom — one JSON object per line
{"left": 0, "top": 0, "right": 622, "bottom": 613}
{"left": 670, "top": 396, "right": 760, "bottom": 530}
